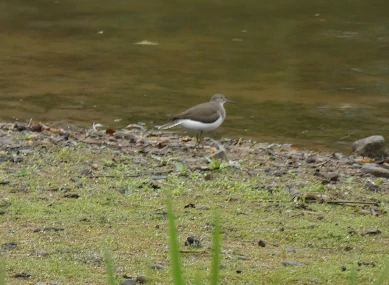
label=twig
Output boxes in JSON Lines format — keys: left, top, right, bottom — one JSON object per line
{"left": 325, "top": 200, "right": 379, "bottom": 206}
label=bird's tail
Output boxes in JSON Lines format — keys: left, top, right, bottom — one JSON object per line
{"left": 157, "top": 120, "right": 182, "bottom": 130}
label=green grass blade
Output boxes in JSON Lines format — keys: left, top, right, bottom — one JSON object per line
{"left": 167, "top": 193, "right": 185, "bottom": 285}
{"left": 373, "top": 259, "right": 389, "bottom": 285}
{"left": 348, "top": 265, "right": 357, "bottom": 285}
{"left": 104, "top": 250, "right": 117, "bottom": 285}
{"left": 210, "top": 212, "right": 221, "bottom": 285}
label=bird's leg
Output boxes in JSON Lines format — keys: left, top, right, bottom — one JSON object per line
{"left": 199, "top": 131, "right": 204, "bottom": 148}
{"left": 194, "top": 132, "right": 203, "bottom": 149}
{"left": 194, "top": 132, "right": 199, "bottom": 148}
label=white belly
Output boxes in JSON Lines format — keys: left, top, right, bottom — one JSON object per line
{"left": 179, "top": 115, "right": 224, "bottom": 132}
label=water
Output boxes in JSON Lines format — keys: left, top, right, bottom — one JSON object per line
{"left": 1, "top": 0, "right": 388, "bottom": 152}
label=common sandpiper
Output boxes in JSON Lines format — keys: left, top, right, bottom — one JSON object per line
{"left": 158, "top": 94, "right": 233, "bottom": 145}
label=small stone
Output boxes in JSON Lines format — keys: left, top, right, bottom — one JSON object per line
{"left": 0, "top": 156, "right": 23, "bottom": 163}
{"left": 281, "top": 144, "right": 292, "bottom": 151}
{"left": 34, "top": 227, "right": 64, "bottom": 233}
{"left": 15, "top": 156, "right": 24, "bottom": 163}
{"left": 228, "top": 160, "right": 241, "bottom": 169}
{"left": 357, "top": 261, "right": 375, "bottom": 267}
{"left": 196, "top": 205, "right": 210, "bottom": 210}
{"left": 347, "top": 227, "right": 358, "bottom": 235}
{"left": 227, "top": 196, "right": 239, "bottom": 202}
{"left": 63, "top": 192, "right": 80, "bottom": 199}
{"left": 272, "top": 170, "right": 287, "bottom": 177}
{"left": 0, "top": 199, "right": 11, "bottom": 208}
{"left": 29, "top": 124, "right": 43, "bottom": 132}
{"left": 332, "top": 152, "right": 343, "bottom": 160}
{"left": 0, "top": 180, "right": 10, "bottom": 185}
{"left": 91, "top": 163, "right": 99, "bottom": 170}
{"left": 150, "top": 175, "right": 168, "bottom": 180}
{"left": 119, "top": 279, "right": 136, "bottom": 285}
{"left": 361, "top": 229, "right": 381, "bottom": 236}
{"left": 150, "top": 263, "right": 165, "bottom": 270}
{"left": 135, "top": 275, "right": 147, "bottom": 283}
{"left": 306, "top": 155, "right": 317, "bottom": 163}
{"left": 284, "top": 187, "right": 301, "bottom": 196}
{"left": 209, "top": 150, "right": 228, "bottom": 161}
{"left": 365, "top": 179, "right": 380, "bottom": 192}
{"left": 285, "top": 246, "right": 296, "bottom": 253}
{"left": 204, "top": 173, "right": 214, "bottom": 181}
{"left": 258, "top": 240, "right": 266, "bottom": 247}
{"left": 75, "top": 182, "right": 84, "bottom": 188}
{"left": 184, "top": 236, "right": 202, "bottom": 247}
{"left": 281, "top": 260, "right": 301, "bottom": 266}
{"left": 36, "top": 250, "right": 49, "bottom": 257}
{"left": 80, "top": 169, "right": 93, "bottom": 177}
{"left": 314, "top": 170, "right": 339, "bottom": 182}
{"left": 340, "top": 266, "right": 347, "bottom": 271}
{"left": 352, "top": 135, "right": 387, "bottom": 158}
{"left": 361, "top": 164, "right": 389, "bottom": 178}
{"left": 237, "top": 255, "right": 248, "bottom": 260}
{"left": 1, "top": 241, "right": 18, "bottom": 251}
{"left": 326, "top": 172, "right": 339, "bottom": 182}
{"left": 13, "top": 272, "right": 31, "bottom": 278}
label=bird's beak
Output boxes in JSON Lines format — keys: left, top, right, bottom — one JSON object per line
{"left": 226, "top": 98, "right": 234, "bottom": 104}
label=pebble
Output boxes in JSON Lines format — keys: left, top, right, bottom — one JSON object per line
{"left": 0, "top": 180, "right": 10, "bottom": 185}
{"left": 91, "top": 163, "right": 99, "bottom": 170}
{"left": 209, "top": 150, "right": 228, "bottom": 161}
{"left": 258, "top": 240, "right": 266, "bottom": 247}
{"left": 281, "top": 260, "right": 301, "bottom": 266}
{"left": 237, "top": 255, "right": 249, "bottom": 260}
{"left": 36, "top": 250, "right": 49, "bottom": 257}
{"left": 135, "top": 275, "right": 147, "bottom": 283}
{"left": 150, "top": 263, "right": 165, "bottom": 270}
{"left": 184, "top": 236, "right": 202, "bottom": 247}
{"left": 361, "top": 164, "right": 389, "bottom": 178}
{"left": 352, "top": 135, "right": 387, "bottom": 158}
{"left": 13, "top": 272, "right": 32, "bottom": 278}
{"left": 1, "top": 241, "right": 18, "bottom": 251}
{"left": 196, "top": 205, "right": 210, "bottom": 210}
{"left": 119, "top": 279, "right": 136, "bottom": 285}
{"left": 285, "top": 246, "right": 296, "bottom": 253}
{"left": 63, "top": 192, "right": 80, "bottom": 199}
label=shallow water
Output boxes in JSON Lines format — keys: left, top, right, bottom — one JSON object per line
{"left": 1, "top": 0, "right": 388, "bottom": 152}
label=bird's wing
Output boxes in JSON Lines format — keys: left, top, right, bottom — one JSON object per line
{"left": 172, "top": 102, "right": 220, "bottom": 123}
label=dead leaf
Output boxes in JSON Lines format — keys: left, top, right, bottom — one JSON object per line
{"left": 181, "top": 137, "right": 191, "bottom": 142}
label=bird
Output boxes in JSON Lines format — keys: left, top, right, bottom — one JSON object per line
{"left": 158, "top": 94, "right": 233, "bottom": 146}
